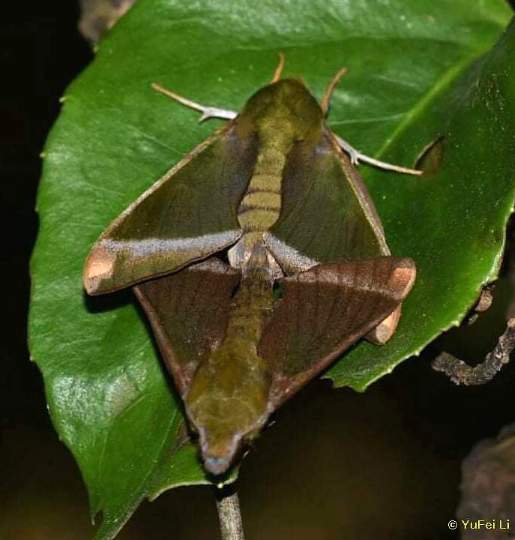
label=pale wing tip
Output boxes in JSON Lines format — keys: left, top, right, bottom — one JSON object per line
{"left": 392, "top": 258, "right": 417, "bottom": 299}
{"left": 83, "top": 245, "right": 115, "bottom": 295}
{"left": 367, "top": 305, "right": 403, "bottom": 345}
{"left": 367, "top": 258, "right": 417, "bottom": 345}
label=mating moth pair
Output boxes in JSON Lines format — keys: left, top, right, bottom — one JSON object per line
{"left": 84, "top": 56, "right": 417, "bottom": 475}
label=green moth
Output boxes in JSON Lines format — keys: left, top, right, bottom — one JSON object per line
{"left": 84, "top": 56, "right": 417, "bottom": 475}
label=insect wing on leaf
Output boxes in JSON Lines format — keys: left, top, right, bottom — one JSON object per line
{"left": 265, "top": 130, "right": 390, "bottom": 272}
{"left": 133, "top": 257, "right": 241, "bottom": 396}
{"left": 84, "top": 125, "right": 257, "bottom": 295}
{"left": 260, "top": 257, "right": 416, "bottom": 407}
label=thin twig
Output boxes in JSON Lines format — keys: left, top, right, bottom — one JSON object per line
{"left": 432, "top": 318, "right": 515, "bottom": 385}
{"left": 215, "top": 485, "right": 245, "bottom": 540}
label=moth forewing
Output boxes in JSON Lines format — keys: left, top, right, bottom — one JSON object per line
{"left": 83, "top": 122, "right": 250, "bottom": 295}
{"left": 326, "top": 130, "right": 390, "bottom": 254}
{"left": 326, "top": 129, "right": 408, "bottom": 344}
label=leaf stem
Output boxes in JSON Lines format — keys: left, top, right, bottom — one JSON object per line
{"left": 215, "top": 485, "right": 245, "bottom": 540}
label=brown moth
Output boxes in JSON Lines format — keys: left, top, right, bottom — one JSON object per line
{"left": 84, "top": 56, "right": 417, "bottom": 475}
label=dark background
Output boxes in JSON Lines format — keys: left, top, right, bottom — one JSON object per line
{"left": 1, "top": 2, "right": 514, "bottom": 539}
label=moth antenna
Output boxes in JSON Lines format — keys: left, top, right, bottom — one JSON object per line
{"left": 151, "top": 82, "right": 237, "bottom": 121}
{"left": 271, "top": 52, "right": 285, "bottom": 83}
{"left": 320, "top": 67, "right": 348, "bottom": 115}
{"left": 151, "top": 83, "right": 206, "bottom": 113}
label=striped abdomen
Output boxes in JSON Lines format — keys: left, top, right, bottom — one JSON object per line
{"left": 229, "top": 138, "right": 291, "bottom": 272}
{"left": 238, "top": 142, "right": 289, "bottom": 234}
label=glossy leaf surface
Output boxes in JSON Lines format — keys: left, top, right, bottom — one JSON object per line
{"left": 29, "top": 1, "right": 514, "bottom": 538}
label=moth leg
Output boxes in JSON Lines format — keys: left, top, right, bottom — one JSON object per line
{"left": 151, "top": 83, "right": 237, "bottom": 122}
{"left": 320, "top": 67, "right": 348, "bottom": 114}
{"left": 335, "top": 135, "right": 360, "bottom": 165}
{"left": 335, "top": 135, "right": 422, "bottom": 176}
{"left": 271, "top": 52, "right": 285, "bottom": 82}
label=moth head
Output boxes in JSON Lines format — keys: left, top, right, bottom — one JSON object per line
{"left": 239, "top": 78, "right": 323, "bottom": 141}
{"left": 187, "top": 398, "right": 267, "bottom": 475}
{"left": 198, "top": 427, "right": 243, "bottom": 476}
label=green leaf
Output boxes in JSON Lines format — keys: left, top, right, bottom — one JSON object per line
{"left": 29, "top": 1, "right": 514, "bottom": 538}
